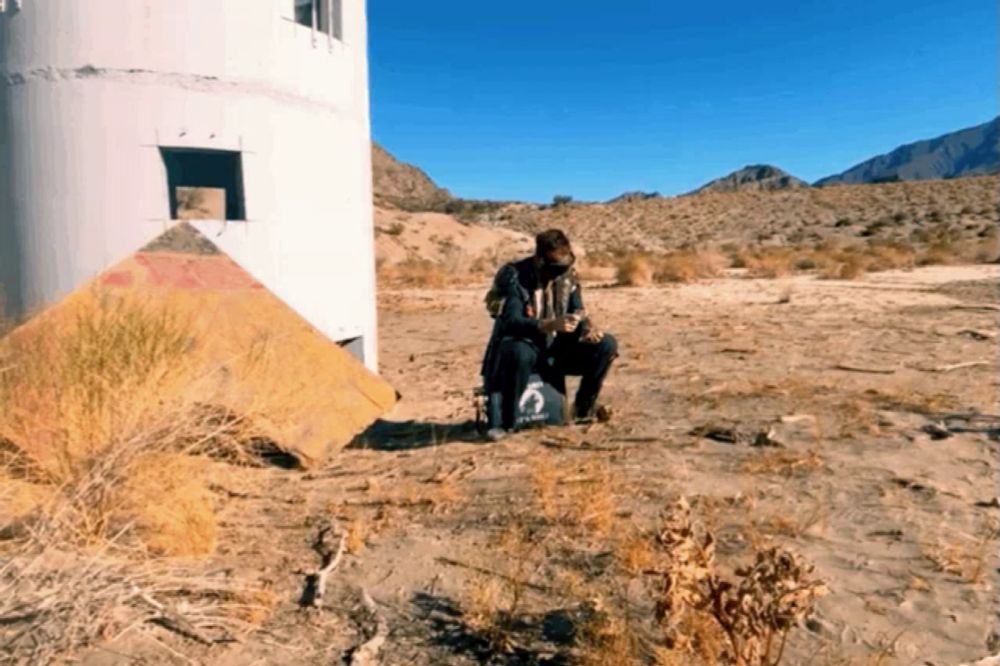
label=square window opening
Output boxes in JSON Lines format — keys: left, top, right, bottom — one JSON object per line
{"left": 293, "top": 0, "right": 342, "bottom": 40}
{"left": 160, "top": 148, "right": 246, "bottom": 221}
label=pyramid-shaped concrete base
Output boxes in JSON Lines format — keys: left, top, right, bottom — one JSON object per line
{"left": 5, "top": 223, "right": 396, "bottom": 467}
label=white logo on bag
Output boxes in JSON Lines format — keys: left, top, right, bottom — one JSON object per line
{"left": 518, "top": 381, "right": 546, "bottom": 416}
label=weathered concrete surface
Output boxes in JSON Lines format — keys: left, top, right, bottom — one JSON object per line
{"left": 0, "top": 0, "right": 380, "bottom": 368}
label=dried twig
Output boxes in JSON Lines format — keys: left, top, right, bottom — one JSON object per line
{"left": 134, "top": 587, "right": 215, "bottom": 645}
{"left": 955, "top": 329, "right": 997, "bottom": 340}
{"left": 834, "top": 363, "right": 895, "bottom": 375}
{"left": 349, "top": 589, "right": 388, "bottom": 666}
{"left": 308, "top": 526, "right": 347, "bottom": 609}
{"left": 540, "top": 438, "right": 621, "bottom": 452}
{"left": 435, "top": 557, "right": 552, "bottom": 593}
{"left": 951, "top": 304, "right": 1000, "bottom": 312}
{"left": 913, "top": 360, "right": 991, "bottom": 373}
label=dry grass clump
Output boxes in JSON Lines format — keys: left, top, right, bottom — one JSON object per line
{"left": 655, "top": 250, "right": 727, "bottom": 283}
{"left": 378, "top": 258, "right": 452, "bottom": 288}
{"left": 0, "top": 295, "right": 242, "bottom": 553}
{"left": 0, "top": 547, "right": 272, "bottom": 663}
{"left": 463, "top": 463, "right": 826, "bottom": 666}
{"left": 0, "top": 295, "right": 278, "bottom": 662}
{"left": 123, "top": 453, "right": 218, "bottom": 557}
{"left": 741, "top": 450, "right": 824, "bottom": 477}
{"left": 921, "top": 517, "right": 1000, "bottom": 584}
{"left": 461, "top": 522, "right": 544, "bottom": 653}
{"left": 616, "top": 250, "right": 726, "bottom": 286}
{"left": 864, "top": 243, "right": 917, "bottom": 272}
{"left": 743, "top": 248, "right": 800, "bottom": 278}
{"left": 616, "top": 254, "right": 656, "bottom": 286}
{"left": 817, "top": 252, "right": 868, "bottom": 280}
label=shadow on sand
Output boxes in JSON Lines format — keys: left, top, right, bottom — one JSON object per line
{"left": 411, "top": 592, "right": 574, "bottom": 665}
{"left": 348, "top": 419, "right": 484, "bottom": 451}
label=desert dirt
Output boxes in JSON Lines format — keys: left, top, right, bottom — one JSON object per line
{"left": 77, "top": 265, "right": 998, "bottom": 666}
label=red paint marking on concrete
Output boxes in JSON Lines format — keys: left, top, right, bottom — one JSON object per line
{"left": 135, "top": 253, "right": 201, "bottom": 289}
{"left": 101, "top": 271, "right": 134, "bottom": 288}
{"left": 189, "top": 256, "right": 264, "bottom": 290}
{"left": 134, "top": 253, "right": 264, "bottom": 290}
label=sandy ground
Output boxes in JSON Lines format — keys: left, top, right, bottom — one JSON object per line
{"left": 82, "top": 265, "right": 999, "bottom": 666}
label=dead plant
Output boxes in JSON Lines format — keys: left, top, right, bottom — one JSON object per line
{"left": 654, "top": 498, "right": 828, "bottom": 666}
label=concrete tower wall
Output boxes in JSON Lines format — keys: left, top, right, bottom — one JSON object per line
{"left": 0, "top": 0, "right": 379, "bottom": 369}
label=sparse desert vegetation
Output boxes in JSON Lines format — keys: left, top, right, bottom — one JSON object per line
{"left": 4, "top": 172, "right": 1000, "bottom": 664}
{"left": 375, "top": 177, "right": 999, "bottom": 289}
{"left": 2, "top": 260, "right": 998, "bottom": 664}
{"left": 0, "top": 295, "right": 278, "bottom": 663}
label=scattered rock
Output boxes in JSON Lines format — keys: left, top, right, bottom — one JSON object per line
{"left": 922, "top": 422, "right": 953, "bottom": 440}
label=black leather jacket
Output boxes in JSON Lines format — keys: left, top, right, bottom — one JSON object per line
{"left": 480, "top": 257, "right": 586, "bottom": 388}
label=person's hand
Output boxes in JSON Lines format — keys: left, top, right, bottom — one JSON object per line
{"left": 542, "top": 314, "right": 580, "bottom": 334}
{"left": 581, "top": 328, "right": 605, "bottom": 344}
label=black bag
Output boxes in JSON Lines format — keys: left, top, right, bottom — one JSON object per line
{"left": 481, "top": 373, "right": 566, "bottom": 431}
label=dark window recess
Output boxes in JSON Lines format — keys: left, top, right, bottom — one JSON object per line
{"left": 338, "top": 337, "right": 365, "bottom": 364}
{"left": 160, "top": 148, "right": 246, "bottom": 221}
{"left": 293, "top": 0, "right": 342, "bottom": 40}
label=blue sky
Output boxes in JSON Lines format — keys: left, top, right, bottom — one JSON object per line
{"left": 368, "top": 0, "right": 997, "bottom": 202}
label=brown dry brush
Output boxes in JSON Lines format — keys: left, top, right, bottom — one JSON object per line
{"left": 0, "top": 296, "right": 275, "bottom": 664}
{"left": 654, "top": 498, "right": 828, "bottom": 666}
{"left": 0, "top": 405, "right": 271, "bottom": 665}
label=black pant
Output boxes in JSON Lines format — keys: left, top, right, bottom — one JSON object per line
{"left": 495, "top": 333, "right": 618, "bottom": 429}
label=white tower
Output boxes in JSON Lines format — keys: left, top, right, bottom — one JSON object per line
{"left": 0, "top": 0, "right": 380, "bottom": 369}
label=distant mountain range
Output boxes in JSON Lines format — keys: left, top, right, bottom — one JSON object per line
{"left": 815, "top": 117, "right": 999, "bottom": 186}
{"left": 371, "top": 117, "right": 1000, "bottom": 207}
{"left": 689, "top": 165, "right": 808, "bottom": 195}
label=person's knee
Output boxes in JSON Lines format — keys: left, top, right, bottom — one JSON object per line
{"left": 598, "top": 333, "right": 619, "bottom": 359}
{"left": 499, "top": 339, "right": 537, "bottom": 367}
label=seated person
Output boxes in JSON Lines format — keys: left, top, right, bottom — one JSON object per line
{"left": 481, "top": 228, "right": 618, "bottom": 440}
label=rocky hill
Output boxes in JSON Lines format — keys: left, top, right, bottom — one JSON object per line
{"left": 475, "top": 176, "right": 999, "bottom": 254}
{"left": 691, "top": 164, "right": 809, "bottom": 194}
{"left": 816, "top": 117, "right": 1000, "bottom": 186}
{"left": 371, "top": 142, "right": 452, "bottom": 210}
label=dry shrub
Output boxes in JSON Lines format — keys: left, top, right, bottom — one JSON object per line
{"left": 565, "top": 467, "right": 618, "bottom": 537}
{"left": 0, "top": 295, "right": 283, "bottom": 662}
{"left": 0, "top": 296, "right": 234, "bottom": 551}
{"left": 578, "top": 608, "right": 644, "bottom": 666}
{"left": 378, "top": 258, "right": 451, "bottom": 287}
{"left": 818, "top": 253, "right": 868, "bottom": 280}
{"left": 972, "top": 236, "right": 1000, "bottom": 263}
{"left": 616, "top": 254, "right": 655, "bottom": 286}
{"left": 741, "top": 450, "right": 824, "bottom": 477}
{"left": 743, "top": 249, "right": 798, "bottom": 278}
{"left": 922, "top": 517, "right": 1000, "bottom": 584}
{"left": 529, "top": 451, "right": 560, "bottom": 520}
{"left": 655, "top": 250, "right": 727, "bottom": 283}
{"left": 865, "top": 243, "right": 916, "bottom": 272}
{"left": 862, "top": 387, "right": 959, "bottom": 415}
{"left": 345, "top": 517, "right": 368, "bottom": 554}
{"left": 0, "top": 548, "right": 270, "bottom": 664}
{"left": 616, "top": 250, "right": 726, "bottom": 286}
{"left": 461, "top": 522, "right": 543, "bottom": 653}
{"left": 916, "top": 243, "right": 956, "bottom": 266}
{"left": 616, "top": 527, "right": 657, "bottom": 576}
{"left": 123, "top": 453, "right": 217, "bottom": 557}
{"left": 655, "top": 499, "right": 827, "bottom": 666}
{"left": 0, "top": 296, "right": 192, "bottom": 481}
{"left": 463, "top": 575, "right": 517, "bottom": 651}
